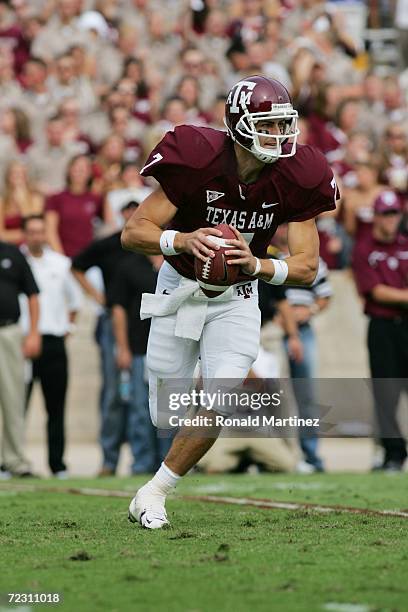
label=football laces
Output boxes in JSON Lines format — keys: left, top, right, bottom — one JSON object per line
{"left": 202, "top": 257, "right": 212, "bottom": 279}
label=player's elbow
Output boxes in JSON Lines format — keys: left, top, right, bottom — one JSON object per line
{"left": 300, "top": 257, "right": 319, "bottom": 286}
{"left": 121, "top": 222, "right": 143, "bottom": 252}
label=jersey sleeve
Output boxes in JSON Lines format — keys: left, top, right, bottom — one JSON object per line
{"left": 285, "top": 147, "right": 340, "bottom": 223}
{"left": 139, "top": 125, "right": 217, "bottom": 208}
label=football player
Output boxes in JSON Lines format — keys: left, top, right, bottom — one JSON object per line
{"left": 122, "top": 75, "right": 339, "bottom": 528}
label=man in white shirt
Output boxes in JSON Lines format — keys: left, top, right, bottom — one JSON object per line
{"left": 21, "top": 215, "right": 82, "bottom": 477}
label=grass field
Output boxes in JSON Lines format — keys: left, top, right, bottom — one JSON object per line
{"left": 1, "top": 473, "right": 407, "bottom": 612}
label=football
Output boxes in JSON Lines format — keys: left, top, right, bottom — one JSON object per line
{"left": 194, "top": 224, "right": 240, "bottom": 298}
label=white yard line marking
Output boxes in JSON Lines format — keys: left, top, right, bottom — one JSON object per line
{"left": 323, "top": 603, "right": 371, "bottom": 612}
{"left": 1, "top": 484, "right": 407, "bottom": 518}
{"left": 184, "top": 495, "right": 408, "bottom": 518}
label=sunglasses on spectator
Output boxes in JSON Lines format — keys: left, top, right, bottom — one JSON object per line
{"left": 387, "top": 133, "right": 405, "bottom": 139}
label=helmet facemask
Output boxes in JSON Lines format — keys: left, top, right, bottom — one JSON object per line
{"left": 230, "top": 103, "right": 300, "bottom": 163}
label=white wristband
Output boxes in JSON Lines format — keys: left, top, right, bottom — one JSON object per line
{"left": 160, "top": 230, "right": 179, "bottom": 256}
{"left": 249, "top": 257, "right": 261, "bottom": 276}
{"left": 267, "top": 259, "right": 288, "bottom": 285}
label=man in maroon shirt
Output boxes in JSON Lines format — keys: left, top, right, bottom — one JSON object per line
{"left": 122, "top": 76, "right": 339, "bottom": 529}
{"left": 352, "top": 190, "right": 408, "bottom": 472}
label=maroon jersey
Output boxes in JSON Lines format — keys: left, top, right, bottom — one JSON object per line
{"left": 141, "top": 125, "right": 339, "bottom": 280}
{"left": 45, "top": 190, "right": 103, "bottom": 258}
{"left": 352, "top": 233, "right": 408, "bottom": 319}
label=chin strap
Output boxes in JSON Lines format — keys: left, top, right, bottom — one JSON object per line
{"left": 250, "top": 143, "right": 280, "bottom": 164}
{"left": 235, "top": 139, "right": 278, "bottom": 164}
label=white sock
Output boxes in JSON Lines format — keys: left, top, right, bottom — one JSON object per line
{"left": 148, "top": 462, "right": 181, "bottom": 497}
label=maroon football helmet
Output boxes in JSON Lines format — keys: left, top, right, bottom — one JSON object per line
{"left": 224, "top": 75, "right": 299, "bottom": 163}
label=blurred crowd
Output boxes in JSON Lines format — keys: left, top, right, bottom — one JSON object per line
{"left": 0, "top": 0, "right": 407, "bottom": 262}
{"left": 0, "top": 0, "right": 407, "bottom": 477}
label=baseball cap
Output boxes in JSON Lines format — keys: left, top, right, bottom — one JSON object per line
{"left": 373, "top": 191, "right": 402, "bottom": 215}
{"left": 77, "top": 11, "right": 109, "bottom": 38}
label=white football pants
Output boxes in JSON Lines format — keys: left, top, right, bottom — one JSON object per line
{"left": 146, "top": 262, "right": 261, "bottom": 425}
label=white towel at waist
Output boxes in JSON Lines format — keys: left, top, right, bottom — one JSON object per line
{"left": 140, "top": 278, "right": 233, "bottom": 341}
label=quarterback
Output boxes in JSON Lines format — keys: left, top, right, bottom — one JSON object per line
{"left": 121, "top": 76, "right": 339, "bottom": 529}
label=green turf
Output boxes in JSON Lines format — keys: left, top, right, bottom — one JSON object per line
{"left": 0, "top": 473, "right": 407, "bottom": 612}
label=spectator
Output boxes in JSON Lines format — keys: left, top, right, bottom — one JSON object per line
{"left": 256, "top": 263, "right": 304, "bottom": 381}
{"left": 225, "top": 36, "right": 251, "bottom": 87}
{"left": 165, "top": 47, "right": 221, "bottom": 111}
{"left": 305, "top": 82, "right": 344, "bottom": 157}
{"left": 208, "top": 94, "right": 228, "bottom": 130}
{"left": 80, "top": 88, "right": 123, "bottom": 148}
{"left": 45, "top": 154, "right": 110, "bottom": 257}
{"left": 31, "top": 0, "right": 90, "bottom": 62}
{"left": 0, "top": 0, "right": 406, "bottom": 478}
{"left": 283, "top": 258, "right": 333, "bottom": 472}
{"left": 47, "top": 51, "right": 97, "bottom": 114}
{"left": 76, "top": 11, "right": 122, "bottom": 93}
{"left": 352, "top": 190, "right": 408, "bottom": 471}
{"left": 21, "top": 214, "right": 81, "bottom": 478}
{"left": 175, "top": 75, "right": 208, "bottom": 124}
{"left": 380, "top": 123, "right": 408, "bottom": 194}
{"left": 106, "top": 163, "right": 152, "bottom": 229}
{"left": 246, "top": 40, "right": 292, "bottom": 91}
{"left": 121, "top": 57, "right": 152, "bottom": 120}
{"left": 0, "top": 237, "right": 40, "bottom": 478}
{"left": 19, "top": 57, "right": 57, "bottom": 141}
{"left": 71, "top": 201, "right": 138, "bottom": 476}
{"left": 395, "top": 0, "right": 408, "bottom": 69}
{"left": 0, "top": 159, "right": 43, "bottom": 245}
{"left": 335, "top": 98, "right": 362, "bottom": 145}
{"left": 343, "top": 159, "right": 384, "bottom": 239}
{"left": 143, "top": 96, "right": 188, "bottom": 154}
{"left": 110, "top": 249, "right": 171, "bottom": 474}
{"left": 0, "top": 0, "right": 33, "bottom": 76}
{"left": 92, "top": 134, "right": 125, "bottom": 192}
{"left": 382, "top": 75, "right": 407, "bottom": 125}
{"left": 359, "top": 73, "right": 386, "bottom": 136}
{"left": 0, "top": 106, "right": 32, "bottom": 153}
{"left": 0, "top": 48, "right": 23, "bottom": 104}
{"left": 26, "top": 113, "right": 83, "bottom": 196}
{"left": 0, "top": 134, "right": 18, "bottom": 191}
{"left": 58, "top": 97, "right": 93, "bottom": 154}
{"left": 108, "top": 106, "right": 143, "bottom": 163}
{"left": 272, "top": 226, "right": 333, "bottom": 472}
{"left": 142, "top": 11, "right": 182, "bottom": 81}
{"left": 114, "top": 77, "right": 149, "bottom": 134}
{"left": 194, "top": 9, "right": 230, "bottom": 81}
{"left": 332, "top": 130, "right": 376, "bottom": 188}
{"left": 228, "top": 0, "right": 267, "bottom": 45}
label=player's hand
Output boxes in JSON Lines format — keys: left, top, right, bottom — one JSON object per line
{"left": 175, "top": 227, "right": 223, "bottom": 262}
{"left": 224, "top": 226, "right": 258, "bottom": 275}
